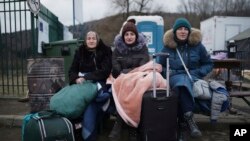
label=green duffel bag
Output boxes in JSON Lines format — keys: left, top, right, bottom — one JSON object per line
{"left": 22, "top": 110, "right": 75, "bottom": 141}
{"left": 50, "top": 81, "right": 98, "bottom": 119}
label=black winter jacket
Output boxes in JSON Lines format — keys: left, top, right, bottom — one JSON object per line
{"left": 112, "top": 34, "right": 150, "bottom": 78}
{"left": 68, "top": 40, "right": 112, "bottom": 85}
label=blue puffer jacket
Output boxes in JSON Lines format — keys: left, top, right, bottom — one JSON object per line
{"left": 158, "top": 28, "right": 229, "bottom": 121}
{"left": 158, "top": 28, "right": 213, "bottom": 98}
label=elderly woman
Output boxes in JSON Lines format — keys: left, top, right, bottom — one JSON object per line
{"left": 69, "top": 31, "right": 112, "bottom": 141}
{"left": 158, "top": 18, "right": 214, "bottom": 140}
{"left": 69, "top": 31, "right": 112, "bottom": 85}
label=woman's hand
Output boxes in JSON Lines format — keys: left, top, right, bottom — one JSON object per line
{"left": 76, "top": 77, "right": 85, "bottom": 84}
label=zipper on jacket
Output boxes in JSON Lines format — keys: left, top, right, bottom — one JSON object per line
{"left": 93, "top": 52, "right": 98, "bottom": 70}
{"left": 184, "top": 44, "right": 191, "bottom": 69}
{"left": 180, "top": 46, "right": 184, "bottom": 59}
{"left": 182, "top": 44, "right": 190, "bottom": 70}
{"left": 185, "top": 44, "right": 188, "bottom": 59}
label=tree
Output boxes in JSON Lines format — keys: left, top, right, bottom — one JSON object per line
{"left": 109, "top": 0, "right": 154, "bottom": 18}
{"left": 110, "top": 0, "right": 131, "bottom": 18}
{"left": 134, "top": 0, "right": 153, "bottom": 12}
{"left": 178, "top": 0, "right": 250, "bottom": 20}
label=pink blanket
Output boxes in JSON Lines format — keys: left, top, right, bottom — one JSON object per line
{"left": 111, "top": 61, "right": 167, "bottom": 127}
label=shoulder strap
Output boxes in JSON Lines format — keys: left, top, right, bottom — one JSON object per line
{"left": 176, "top": 48, "right": 193, "bottom": 82}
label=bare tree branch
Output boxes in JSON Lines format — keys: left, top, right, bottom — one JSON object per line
{"left": 110, "top": 0, "right": 131, "bottom": 17}
{"left": 134, "top": 0, "right": 153, "bottom": 12}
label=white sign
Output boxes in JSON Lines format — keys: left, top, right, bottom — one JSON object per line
{"left": 37, "top": 16, "right": 49, "bottom": 53}
{"left": 142, "top": 32, "right": 153, "bottom": 45}
{"left": 148, "top": 48, "right": 155, "bottom": 53}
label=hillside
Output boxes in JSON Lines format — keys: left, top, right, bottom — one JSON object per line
{"left": 68, "top": 12, "right": 200, "bottom": 46}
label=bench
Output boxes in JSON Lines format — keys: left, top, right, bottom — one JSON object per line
{"left": 232, "top": 82, "right": 250, "bottom": 90}
{"left": 230, "top": 91, "right": 250, "bottom": 106}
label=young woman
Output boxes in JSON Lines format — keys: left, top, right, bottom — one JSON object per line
{"left": 109, "top": 21, "right": 150, "bottom": 141}
{"left": 158, "top": 18, "right": 213, "bottom": 140}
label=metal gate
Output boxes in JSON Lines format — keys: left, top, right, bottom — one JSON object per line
{"left": 0, "top": 0, "right": 64, "bottom": 98}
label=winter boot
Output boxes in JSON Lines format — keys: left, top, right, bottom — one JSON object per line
{"left": 108, "top": 115, "right": 123, "bottom": 140}
{"left": 184, "top": 112, "right": 202, "bottom": 138}
{"left": 177, "top": 121, "right": 187, "bottom": 141}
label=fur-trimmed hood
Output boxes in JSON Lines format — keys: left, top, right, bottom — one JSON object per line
{"left": 114, "top": 33, "right": 147, "bottom": 54}
{"left": 163, "top": 28, "right": 202, "bottom": 49}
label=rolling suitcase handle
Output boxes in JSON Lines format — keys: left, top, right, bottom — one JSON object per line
{"left": 152, "top": 53, "right": 170, "bottom": 98}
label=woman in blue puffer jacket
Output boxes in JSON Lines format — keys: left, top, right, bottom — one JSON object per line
{"left": 158, "top": 18, "right": 213, "bottom": 140}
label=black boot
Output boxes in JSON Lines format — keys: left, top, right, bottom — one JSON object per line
{"left": 184, "top": 112, "right": 202, "bottom": 138}
{"left": 128, "top": 127, "right": 138, "bottom": 141}
{"left": 108, "top": 115, "right": 123, "bottom": 140}
{"left": 177, "top": 122, "right": 187, "bottom": 141}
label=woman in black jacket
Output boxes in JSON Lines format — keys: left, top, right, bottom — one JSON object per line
{"left": 68, "top": 31, "right": 112, "bottom": 141}
{"left": 112, "top": 22, "right": 150, "bottom": 78}
{"left": 109, "top": 21, "right": 150, "bottom": 141}
{"left": 69, "top": 31, "right": 112, "bottom": 86}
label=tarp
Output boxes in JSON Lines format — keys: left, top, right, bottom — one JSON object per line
{"left": 228, "top": 28, "right": 250, "bottom": 69}
{"left": 229, "top": 28, "right": 250, "bottom": 41}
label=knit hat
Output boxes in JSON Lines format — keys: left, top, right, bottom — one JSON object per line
{"left": 122, "top": 22, "right": 138, "bottom": 41}
{"left": 127, "top": 18, "right": 136, "bottom": 24}
{"left": 173, "top": 18, "right": 191, "bottom": 33}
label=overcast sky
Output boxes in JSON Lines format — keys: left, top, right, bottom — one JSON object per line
{"left": 40, "top": 0, "right": 180, "bottom": 26}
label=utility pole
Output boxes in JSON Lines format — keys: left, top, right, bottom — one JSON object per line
{"left": 72, "top": 0, "right": 76, "bottom": 38}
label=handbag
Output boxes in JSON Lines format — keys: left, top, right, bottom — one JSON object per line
{"left": 192, "top": 79, "right": 211, "bottom": 99}
{"left": 176, "top": 49, "right": 211, "bottom": 100}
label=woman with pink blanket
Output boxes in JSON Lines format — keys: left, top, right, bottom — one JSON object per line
{"left": 109, "top": 20, "right": 150, "bottom": 141}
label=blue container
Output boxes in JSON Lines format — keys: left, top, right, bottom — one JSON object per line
{"left": 127, "top": 16, "right": 164, "bottom": 54}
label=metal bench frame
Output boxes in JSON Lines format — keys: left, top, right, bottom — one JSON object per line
{"left": 230, "top": 91, "right": 250, "bottom": 106}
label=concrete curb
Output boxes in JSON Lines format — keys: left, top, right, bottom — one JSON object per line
{"left": 0, "top": 115, "right": 24, "bottom": 127}
{"left": 1, "top": 113, "right": 250, "bottom": 128}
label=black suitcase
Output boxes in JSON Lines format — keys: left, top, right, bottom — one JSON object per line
{"left": 139, "top": 53, "right": 178, "bottom": 141}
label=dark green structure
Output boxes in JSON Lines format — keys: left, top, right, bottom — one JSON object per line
{"left": 42, "top": 39, "right": 83, "bottom": 83}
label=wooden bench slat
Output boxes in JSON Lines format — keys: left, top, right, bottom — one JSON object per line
{"left": 230, "top": 91, "right": 250, "bottom": 97}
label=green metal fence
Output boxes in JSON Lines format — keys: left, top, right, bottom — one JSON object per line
{"left": 0, "top": 0, "right": 64, "bottom": 98}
